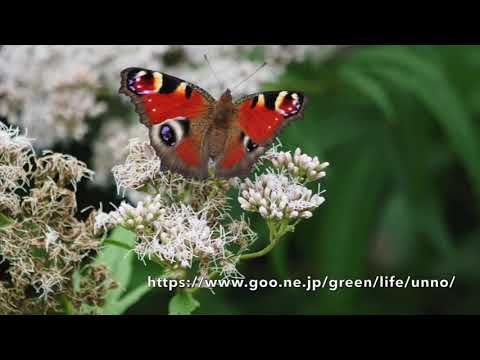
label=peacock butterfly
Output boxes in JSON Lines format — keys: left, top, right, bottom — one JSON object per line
{"left": 119, "top": 67, "right": 307, "bottom": 179}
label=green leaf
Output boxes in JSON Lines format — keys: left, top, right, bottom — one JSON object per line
{"left": 0, "top": 212, "right": 15, "bottom": 227}
{"left": 339, "top": 66, "right": 395, "bottom": 120}
{"left": 352, "top": 46, "right": 445, "bottom": 82}
{"left": 379, "top": 193, "right": 417, "bottom": 267}
{"left": 95, "top": 226, "right": 153, "bottom": 315}
{"left": 168, "top": 291, "right": 200, "bottom": 315}
{"left": 352, "top": 47, "right": 480, "bottom": 197}
{"left": 414, "top": 194, "right": 454, "bottom": 256}
{"left": 311, "top": 143, "right": 387, "bottom": 314}
{"left": 103, "top": 283, "right": 152, "bottom": 315}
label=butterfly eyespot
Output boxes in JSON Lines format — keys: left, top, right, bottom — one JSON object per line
{"left": 150, "top": 116, "right": 190, "bottom": 149}
{"left": 160, "top": 124, "right": 176, "bottom": 146}
{"left": 241, "top": 134, "right": 258, "bottom": 152}
{"left": 246, "top": 140, "right": 258, "bottom": 152}
{"left": 127, "top": 70, "right": 163, "bottom": 95}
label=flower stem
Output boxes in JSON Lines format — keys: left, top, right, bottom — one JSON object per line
{"left": 239, "top": 239, "right": 278, "bottom": 260}
{"left": 239, "top": 219, "right": 281, "bottom": 261}
{"left": 60, "top": 295, "right": 75, "bottom": 315}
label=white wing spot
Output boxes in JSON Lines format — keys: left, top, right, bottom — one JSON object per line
{"left": 275, "top": 91, "right": 288, "bottom": 110}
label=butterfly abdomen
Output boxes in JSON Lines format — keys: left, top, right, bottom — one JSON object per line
{"left": 206, "top": 90, "right": 236, "bottom": 159}
{"left": 207, "top": 127, "right": 228, "bottom": 159}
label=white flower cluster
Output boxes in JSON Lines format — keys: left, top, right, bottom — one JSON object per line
{"left": 136, "top": 204, "right": 216, "bottom": 268}
{"left": 0, "top": 192, "right": 20, "bottom": 217}
{"left": 111, "top": 139, "right": 162, "bottom": 194}
{"left": 34, "top": 150, "right": 94, "bottom": 190}
{"left": 31, "top": 267, "right": 67, "bottom": 301}
{"left": 268, "top": 147, "right": 329, "bottom": 183}
{"left": 95, "top": 194, "right": 255, "bottom": 274}
{"left": 95, "top": 194, "right": 165, "bottom": 233}
{"left": 0, "top": 46, "right": 109, "bottom": 147}
{"left": 238, "top": 144, "right": 329, "bottom": 221}
{"left": 0, "top": 122, "right": 33, "bottom": 189}
{"left": 0, "top": 124, "right": 112, "bottom": 314}
{"left": 0, "top": 123, "right": 34, "bottom": 215}
{"left": 238, "top": 173, "right": 325, "bottom": 220}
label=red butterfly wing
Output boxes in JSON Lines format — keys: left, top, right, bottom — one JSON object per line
{"left": 120, "top": 68, "right": 214, "bottom": 179}
{"left": 215, "top": 91, "right": 307, "bottom": 178}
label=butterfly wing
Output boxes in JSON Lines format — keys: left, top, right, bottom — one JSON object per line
{"left": 215, "top": 91, "right": 307, "bottom": 178}
{"left": 120, "top": 67, "right": 215, "bottom": 179}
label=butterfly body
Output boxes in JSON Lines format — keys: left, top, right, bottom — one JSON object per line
{"left": 207, "top": 89, "right": 234, "bottom": 158}
{"left": 120, "top": 67, "right": 307, "bottom": 179}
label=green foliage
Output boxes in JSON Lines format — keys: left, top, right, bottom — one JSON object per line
{"left": 168, "top": 292, "right": 200, "bottom": 315}
{"left": 95, "top": 226, "right": 154, "bottom": 315}
{"left": 0, "top": 213, "right": 15, "bottom": 227}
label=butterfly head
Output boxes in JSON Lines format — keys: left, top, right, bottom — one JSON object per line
{"left": 214, "top": 89, "right": 235, "bottom": 124}
{"left": 220, "top": 88, "right": 232, "bottom": 102}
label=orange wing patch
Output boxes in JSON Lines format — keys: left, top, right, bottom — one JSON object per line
{"left": 176, "top": 137, "right": 202, "bottom": 166}
{"left": 220, "top": 139, "right": 246, "bottom": 168}
{"left": 143, "top": 90, "right": 207, "bottom": 125}
{"left": 120, "top": 67, "right": 212, "bottom": 125}
{"left": 236, "top": 91, "right": 305, "bottom": 145}
{"left": 237, "top": 99, "right": 284, "bottom": 144}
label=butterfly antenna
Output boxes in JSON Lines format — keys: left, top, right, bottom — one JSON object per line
{"left": 231, "top": 61, "right": 268, "bottom": 92}
{"left": 203, "top": 54, "right": 223, "bottom": 89}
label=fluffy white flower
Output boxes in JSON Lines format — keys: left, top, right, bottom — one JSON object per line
{"left": 238, "top": 173, "right": 325, "bottom": 220}
{"left": 0, "top": 122, "right": 34, "bottom": 156}
{"left": 34, "top": 150, "right": 94, "bottom": 190}
{"left": 139, "top": 204, "right": 215, "bottom": 267}
{"left": 44, "top": 226, "right": 59, "bottom": 253}
{"left": 0, "top": 192, "right": 21, "bottom": 216}
{"left": 97, "top": 197, "right": 225, "bottom": 269}
{"left": 0, "top": 45, "right": 165, "bottom": 147}
{"left": 111, "top": 139, "right": 162, "bottom": 194}
{"left": 31, "top": 268, "right": 67, "bottom": 301}
{"left": 94, "top": 194, "right": 165, "bottom": 233}
{"left": 95, "top": 193, "right": 255, "bottom": 277}
{"left": 0, "top": 122, "right": 34, "bottom": 192}
{"left": 0, "top": 46, "right": 109, "bottom": 147}
{"left": 268, "top": 147, "right": 330, "bottom": 183}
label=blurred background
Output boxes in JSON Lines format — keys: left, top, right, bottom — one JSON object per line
{"left": 1, "top": 45, "right": 479, "bottom": 314}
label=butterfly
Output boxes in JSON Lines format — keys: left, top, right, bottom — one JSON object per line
{"left": 119, "top": 67, "right": 307, "bottom": 179}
